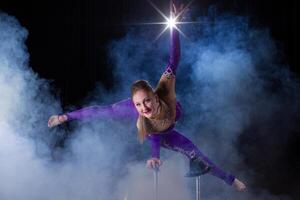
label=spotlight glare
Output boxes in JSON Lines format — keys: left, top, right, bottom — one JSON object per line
{"left": 133, "top": 0, "right": 198, "bottom": 40}
{"left": 167, "top": 17, "right": 176, "bottom": 29}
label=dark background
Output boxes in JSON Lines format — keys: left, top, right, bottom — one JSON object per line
{"left": 1, "top": 0, "right": 298, "bottom": 105}
{"left": 1, "top": 0, "right": 299, "bottom": 198}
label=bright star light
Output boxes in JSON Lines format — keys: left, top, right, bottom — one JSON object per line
{"left": 167, "top": 16, "right": 176, "bottom": 29}
{"left": 126, "top": 0, "right": 198, "bottom": 40}
{"left": 146, "top": 0, "right": 196, "bottom": 40}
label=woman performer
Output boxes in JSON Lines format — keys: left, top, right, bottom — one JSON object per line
{"left": 48, "top": 4, "right": 246, "bottom": 191}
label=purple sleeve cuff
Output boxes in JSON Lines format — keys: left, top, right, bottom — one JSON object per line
{"left": 65, "top": 98, "right": 138, "bottom": 121}
{"left": 147, "top": 134, "right": 162, "bottom": 159}
{"left": 226, "top": 174, "right": 235, "bottom": 185}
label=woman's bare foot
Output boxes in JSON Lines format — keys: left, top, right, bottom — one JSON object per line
{"left": 232, "top": 178, "right": 246, "bottom": 191}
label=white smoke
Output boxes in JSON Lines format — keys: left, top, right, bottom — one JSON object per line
{"left": 0, "top": 12, "right": 194, "bottom": 200}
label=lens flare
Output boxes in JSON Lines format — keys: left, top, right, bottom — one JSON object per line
{"left": 146, "top": 0, "right": 197, "bottom": 40}
{"left": 167, "top": 16, "right": 176, "bottom": 29}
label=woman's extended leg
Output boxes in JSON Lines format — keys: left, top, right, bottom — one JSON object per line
{"left": 160, "top": 129, "right": 235, "bottom": 185}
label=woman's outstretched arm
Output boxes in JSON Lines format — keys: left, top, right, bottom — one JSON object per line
{"left": 48, "top": 98, "right": 138, "bottom": 127}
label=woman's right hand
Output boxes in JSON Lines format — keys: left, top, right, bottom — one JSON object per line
{"left": 146, "top": 158, "right": 163, "bottom": 169}
{"left": 48, "top": 114, "right": 68, "bottom": 128}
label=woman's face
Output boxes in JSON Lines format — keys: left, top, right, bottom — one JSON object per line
{"left": 132, "top": 90, "right": 159, "bottom": 118}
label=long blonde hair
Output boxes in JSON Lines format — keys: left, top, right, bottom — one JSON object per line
{"left": 131, "top": 80, "right": 154, "bottom": 143}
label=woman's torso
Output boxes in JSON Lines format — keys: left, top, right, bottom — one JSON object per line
{"left": 140, "top": 97, "right": 182, "bottom": 134}
{"left": 137, "top": 71, "right": 180, "bottom": 135}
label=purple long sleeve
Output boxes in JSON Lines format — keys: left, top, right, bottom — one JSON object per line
{"left": 165, "top": 28, "right": 180, "bottom": 75}
{"left": 65, "top": 98, "right": 138, "bottom": 121}
{"left": 147, "top": 134, "right": 162, "bottom": 159}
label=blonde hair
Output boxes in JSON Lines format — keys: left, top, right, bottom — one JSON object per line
{"left": 131, "top": 80, "right": 153, "bottom": 143}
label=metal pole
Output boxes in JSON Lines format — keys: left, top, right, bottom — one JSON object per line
{"left": 196, "top": 176, "right": 201, "bottom": 200}
{"left": 154, "top": 166, "right": 159, "bottom": 200}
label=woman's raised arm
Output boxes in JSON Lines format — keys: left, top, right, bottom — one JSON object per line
{"left": 155, "top": 3, "right": 184, "bottom": 100}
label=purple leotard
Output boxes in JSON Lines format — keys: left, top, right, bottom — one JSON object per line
{"left": 64, "top": 28, "right": 235, "bottom": 185}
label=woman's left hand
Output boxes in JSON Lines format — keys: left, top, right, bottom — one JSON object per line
{"left": 48, "top": 114, "right": 68, "bottom": 128}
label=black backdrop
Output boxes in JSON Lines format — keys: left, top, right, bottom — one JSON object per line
{"left": 1, "top": 0, "right": 297, "bottom": 105}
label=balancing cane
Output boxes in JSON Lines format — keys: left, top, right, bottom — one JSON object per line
{"left": 153, "top": 165, "right": 159, "bottom": 200}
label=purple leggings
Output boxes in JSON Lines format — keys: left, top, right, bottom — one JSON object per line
{"left": 148, "top": 130, "right": 235, "bottom": 185}
{"left": 66, "top": 98, "right": 235, "bottom": 185}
